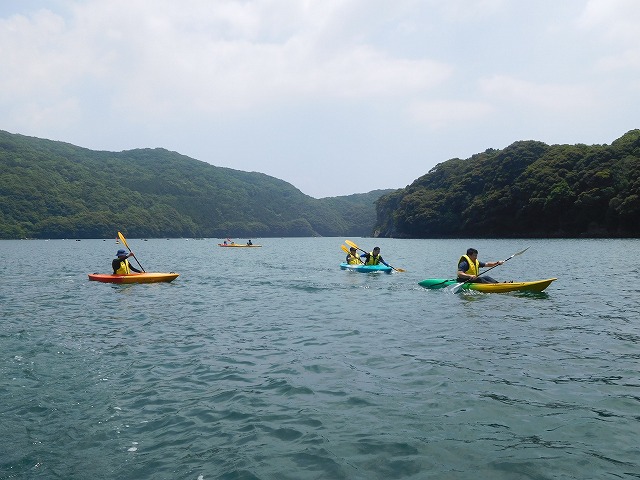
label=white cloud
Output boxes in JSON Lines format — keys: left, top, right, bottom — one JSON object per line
{"left": 479, "top": 75, "right": 597, "bottom": 111}
{"left": 577, "top": 0, "right": 640, "bottom": 41}
{"left": 407, "top": 100, "right": 493, "bottom": 129}
{"left": 1, "top": 1, "right": 452, "bottom": 122}
{"left": 0, "top": 0, "right": 638, "bottom": 197}
{"left": 434, "top": 0, "right": 506, "bottom": 22}
{"left": 577, "top": 0, "right": 640, "bottom": 73}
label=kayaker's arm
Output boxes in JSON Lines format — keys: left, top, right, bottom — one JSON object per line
{"left": 457, "top": 260, "right": 476, "bottom": 280}
{"left": 125, "top": 252, "right": 141, "bottom": 272}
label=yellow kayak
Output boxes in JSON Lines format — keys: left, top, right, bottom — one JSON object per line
{"left": 217, "top": 243, "right": 262, "bottom": 247}
{"left": 418, "top": 278, "right": 557, "bottom": 293}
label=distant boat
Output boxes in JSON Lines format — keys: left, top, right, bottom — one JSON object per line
{"left": 218, "top": 243, "right": 262, "bottom": 248}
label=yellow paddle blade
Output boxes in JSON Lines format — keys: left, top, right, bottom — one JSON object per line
{"left": 117, "top": 231, "right": 130, "bottom": 250}
{"left": 345, "top": 239, "right": 360, "bottom": 251}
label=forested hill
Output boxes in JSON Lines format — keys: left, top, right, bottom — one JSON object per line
{"left": 0, "top": 130, "right": 392, "bottom": 239}
{"left": 374, "top": 130, "right": 640, "bottom": 238}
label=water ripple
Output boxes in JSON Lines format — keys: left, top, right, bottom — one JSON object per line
{"left": 2, "top": 238, "right": 639, "bottom": 479}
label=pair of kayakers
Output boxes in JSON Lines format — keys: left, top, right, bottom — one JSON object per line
{"left": 346, "top": 246, "right": 391, "bottom": 267}
{"left": 222, "top": 238, "right": 252, "bottom": 245}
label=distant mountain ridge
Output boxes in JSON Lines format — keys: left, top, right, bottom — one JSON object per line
{"left": 0, "top": 130, "right": 393, "bottom": 239}
{"left": 4, "top": 129, "right": 638, "bottom": 240}
{"left": 373, "top": 129, "right": 640, "bottom": 238}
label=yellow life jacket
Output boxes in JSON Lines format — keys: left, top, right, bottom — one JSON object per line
{"left": 365, "top": 252, "right": 381, "bottom": 265}
{"left": 115, "top": 258, "right": 131, "bottom": 275}
{"left": 458, "top": 254, "right": 479, "bottom": 276}
{"left": 347, "top": 253, "right": 360, "bottom": 265}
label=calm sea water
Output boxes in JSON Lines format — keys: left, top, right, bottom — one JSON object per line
{"left": 1, "top": 237, "right": 638, "bottom": 480}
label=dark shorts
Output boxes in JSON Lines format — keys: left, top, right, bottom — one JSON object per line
{"left": 457, "top": 276, "right": 498, "bottom": 284}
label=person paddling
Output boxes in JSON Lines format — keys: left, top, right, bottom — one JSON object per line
{"left": 346, "top": 247, "right": 362, "bottom": 265}
{"left": 457, "top": 248, "right": 503, "bottom": 283}
{"left": 361, "top": 247, "right": 392, "bottom": 268}
{"left": 112, "top": 249, "right": 141, "bottom": 275}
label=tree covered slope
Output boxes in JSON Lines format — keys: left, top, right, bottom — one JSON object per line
{"left": 374, "top": 130, "right": 640, "bottom": 238}
{"left": 0, "top": 130, "right": 391, "bottom": 239}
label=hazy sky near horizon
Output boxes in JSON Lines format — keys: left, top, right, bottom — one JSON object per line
{"left": 1, "top": 0, "right": 638, "bottom": 198}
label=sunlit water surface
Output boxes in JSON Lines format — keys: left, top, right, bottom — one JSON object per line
{"left": 1, "top": 237, "right": 638, "bottom": 479}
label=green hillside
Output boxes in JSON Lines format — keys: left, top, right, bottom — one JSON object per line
{"left": 0, "top": 130, "right": 392, "bottom": 239}
{"left": 374, "top": 130, "right": 640, "bottom": 238}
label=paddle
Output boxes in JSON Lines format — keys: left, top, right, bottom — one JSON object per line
{"left": 117, "top": 231, "right": 146, "bottom": 272}
{"left": 344, "top": 240, "right": 406, "bottom": 272}
{"left": 450, "top": 246, "right": 530, "bottom": 294}
{"left": 341, "top": 244, "right": 363, "bottom": 264}
{"left": 430, "top": 279, "right": 457, "bottom": 288}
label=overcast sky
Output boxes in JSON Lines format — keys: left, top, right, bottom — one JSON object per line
{"left": 1, "top": 1, "right": 638, "bottom": 198}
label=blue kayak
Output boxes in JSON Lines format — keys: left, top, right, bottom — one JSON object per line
{"left": 340, "top": 262, "right": 392, "bottom": 273}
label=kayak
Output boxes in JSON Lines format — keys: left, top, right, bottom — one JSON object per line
{"left": 88, "top": 272, "right": 179, "bottom": 284}
{"left": 418, "top": 278, "right": 557, "bottom": 293}
{"left": 340, "top": 262, "right": 393, "bottom": 273}
{"left": 218, "top": 244, "right": 262, "bottom": 247}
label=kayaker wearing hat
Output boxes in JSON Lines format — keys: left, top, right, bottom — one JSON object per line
{"left": 346, "top": 246, "right": 362, "bottom": 265}
{"left": 112, "top": 249, "right": 141, "bottom": 275}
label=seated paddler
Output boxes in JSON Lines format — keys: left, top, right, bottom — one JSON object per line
{"left": 457, "top": 248, "right": 503, "bottom": 283}
{"left": 346, "top": 247, "right": 362, "bottom": 264}
{"left": 112, "top": 249, "right": 141, "bottom": 275}
{"left": 361, "top": 246, "right": 391, "bottom": 268}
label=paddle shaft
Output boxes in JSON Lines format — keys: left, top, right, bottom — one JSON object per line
{"left": 430, "top": 279, "right": 456, "bottom": 288}
{"left": 117, "top": 231, "right": 146, "bottom": 272}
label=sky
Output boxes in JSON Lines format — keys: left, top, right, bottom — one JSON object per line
{"left": 1, "top": 1, "right": 639, "bottom": 198}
